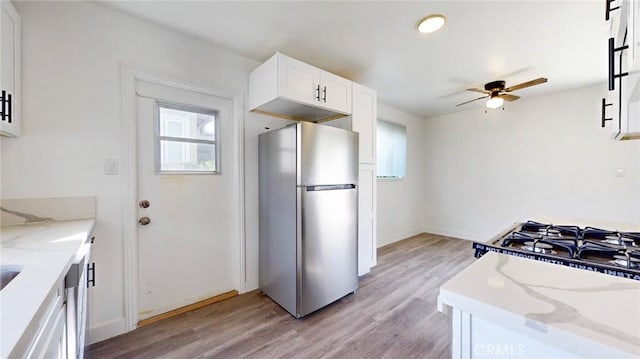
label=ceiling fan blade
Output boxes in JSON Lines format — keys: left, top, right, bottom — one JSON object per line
{"left": 497, "top": 93, "right": 520, "bottom": 101}
{"left": 466, "top": 88, "right": 490, "bottom": 94}
{"left": 455, "top": 95, "right": 489, "bottom": 107}
{"left": 504, "top": 77, "right": 548, "bottom": 92}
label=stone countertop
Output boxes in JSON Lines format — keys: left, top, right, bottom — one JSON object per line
{"left": 438, "top": 251, "right": 640, "bottom": 358}
{"left": 0, "top": 219, "right": 95, "bottom": 358}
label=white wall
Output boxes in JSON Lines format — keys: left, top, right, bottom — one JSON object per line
{"left": 0, "top": 1, "right": 264, "bottom": 343}
{"left": 376, "top": 103, "right": 426, "bottom": 247}
{"left": 422, "top": 84, "right": 640, "bottom": 241}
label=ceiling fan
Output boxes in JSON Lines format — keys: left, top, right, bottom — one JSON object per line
{"left": 456, "top": 77, "right": 548, "bottom": 109}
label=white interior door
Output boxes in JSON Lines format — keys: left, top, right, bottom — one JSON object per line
{"left": 135, "top": 80, "right": 236, "bottom": 321}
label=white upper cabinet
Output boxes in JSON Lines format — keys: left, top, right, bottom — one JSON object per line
{"left": 250, "top": 52, "right": 352, "bottom": 122}
{"left": 618, "top": 73, "right": 640, "bottom": 139}
{"left": 277, "top": 54, "right": 321, "bottom": 108}
{"left": 620, "top": 0, "right": 640, "bottom": 140}
{"left": 625, "top": 0, "right": 640, "bottom": 139}
{"left": 627, "top": 0, "right": 640, "bottom": 72}
{"left": 605, "top": 0, "right": 640, "bottom": 140}
{"left": 319, "top": 71, "right": 351, "bottom": 114}
{"left": 351, "top": 83, "right": 377, "bottom": 164}
{"left": 0, "top": 0, "right": 20, "bottom": 137}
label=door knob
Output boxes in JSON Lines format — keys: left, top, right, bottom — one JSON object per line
{"left": 138, "top": 216, "right": 151, "bottom": 225}
{"left": 138, "top": 200, "right": 150, "bottom": 208}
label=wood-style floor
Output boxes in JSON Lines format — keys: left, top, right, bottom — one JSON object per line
{"left": 88, "top": 233, "right": 476, "bottom": 359}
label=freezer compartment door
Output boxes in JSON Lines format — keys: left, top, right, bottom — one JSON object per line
{"left": 298, "top": 187, "right": 358, "bottom": 316}
{"left": 299, "top": 122, "right": 358, "bottom": 186}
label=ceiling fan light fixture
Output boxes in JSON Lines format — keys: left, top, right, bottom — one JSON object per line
{"left": 417, "top": 14, "right": 446, "bottom": 33}
{"left": 486, "top": 97, "right": 504, "bottom": 109}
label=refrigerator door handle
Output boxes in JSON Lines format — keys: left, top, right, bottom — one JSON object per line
{"left": 304, "top": 184, "right": 356, "bottom": 191}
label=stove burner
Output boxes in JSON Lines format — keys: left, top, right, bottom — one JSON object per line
{"left": 522, "top": 241, "right": 556, "bottom": 254}
{"left": 610, "top": 255, "right": 640, "bottom": 269}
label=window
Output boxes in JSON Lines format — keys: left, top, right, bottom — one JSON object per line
{"left": 157, "top": 103, "right": 219, "bottom": 174}
{"left": 376, "top": 119, "right": 406, "bottom": 179}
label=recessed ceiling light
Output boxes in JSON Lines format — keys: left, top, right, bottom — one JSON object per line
{"left": 417, "top": 14, "right": 446, "bottom": 33}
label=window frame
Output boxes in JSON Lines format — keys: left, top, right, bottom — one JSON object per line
{"left": 376, "top": 119, "right": 407, "bottom": 180}
{"left": 154, "top": 101, "right": 221, "bottom": 175}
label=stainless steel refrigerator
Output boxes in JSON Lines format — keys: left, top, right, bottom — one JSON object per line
{"left": 259, "top": 122, "right": 358, "bottom": 318}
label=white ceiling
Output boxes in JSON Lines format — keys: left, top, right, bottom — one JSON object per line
{"left": 99, "top": 0, "right": 609, "bottom": 119}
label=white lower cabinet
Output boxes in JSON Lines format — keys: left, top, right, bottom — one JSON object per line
{"left": 358, "top": 164, "right": 376, "bottom": 276}
{"left": 27, "top": 284, "right": 67, "bottom": 359}
{"left": 75, "top": 247, "right": 91, "bottom": 359}
{"left": 66, "top": 240, "right": 92, "bottom": 359}
{"left": 448, "top": 309, "right": 630, "bottom": 359}
{"left": 43, "top": 303, "right": 67, "bottom": 359}
{"left": 25, "top": 237, "right": 93, "bottom": 359}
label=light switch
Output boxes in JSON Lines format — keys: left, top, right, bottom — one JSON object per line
{"left": 104, "top": 158, "right": 119, "bottom": 175}
{"left": 616, "top": 168, "right": 626, "bottom": 177}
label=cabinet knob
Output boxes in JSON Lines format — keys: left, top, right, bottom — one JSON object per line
{"left": 138, "top": 216, "right": 151, "bottom": 225}
{"left": 138, "top": 200, "right": 150, "bottom": 208}
{"left": 316, "top": 85, "right": 320, "bottom": 101}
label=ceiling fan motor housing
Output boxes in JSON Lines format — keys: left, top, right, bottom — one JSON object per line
{"left": 485, "top": 80, "right": 506, "bottom": 92}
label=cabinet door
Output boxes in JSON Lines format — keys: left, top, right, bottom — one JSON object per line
{"left": 0, "top": 0, "right": 20, "bottom": 137}
{"left": 352, "top": 83, "right": 377, "bottom": 164}
{"left": 320, "top": 71, "right": 351, "bottom": 114}
{"left": 27, "top": 289, "right": 64, "bottom": 358}
{"left": 78, "top": 246, "right": 92, "bottom": 359}
{"left": 621, "top": 73, "right": 640, "bottom": 136}
{"left": 358, "top": 164, "right": 377, "bottom": 276}
{"left": 42, "top": 304, "right": 67, "bottom": 359}
{"left": 631, "top": 0, "right": 640, "bottom": 72}
{"left": 277, "top": 53, "right": 320, "bottom": 107}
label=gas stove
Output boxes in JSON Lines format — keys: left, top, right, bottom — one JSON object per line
{"left": 473, "top": 220, "right": 640, "bottom": 281}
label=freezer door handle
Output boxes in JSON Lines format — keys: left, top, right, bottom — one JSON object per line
{"left": 304, "top": 184, "right": 356, "bottom": 191}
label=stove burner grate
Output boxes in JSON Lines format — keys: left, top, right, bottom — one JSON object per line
{"left": 603, "top": 235, "right": 638, "bottom": 247}
{"left": 521, "top": 221, "right": 580, "bottom": 239}
{"left": 521, "top": 241, "right": 556, "bottom": 254}
{"left": 610, "top": 255, "right": 640, "bottom": 269}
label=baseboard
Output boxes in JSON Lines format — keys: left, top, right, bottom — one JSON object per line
{"left": 241, "top": 278, "right": 258, "bottom": 294}
{"left": 137, "top": 290, "right": 238, "bottom": 328}
{"left": 377, "top": 228, "right": 424, "bottom": 247}
{"left": 420, "top": 226, "right": 478, "bottom": 241}
{"left": 89, "top": 317, "right": 127, "bottom": 345}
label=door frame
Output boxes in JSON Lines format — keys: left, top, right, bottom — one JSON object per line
{"left": 120, "top": 64, "right": 246, "bottom": 331}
